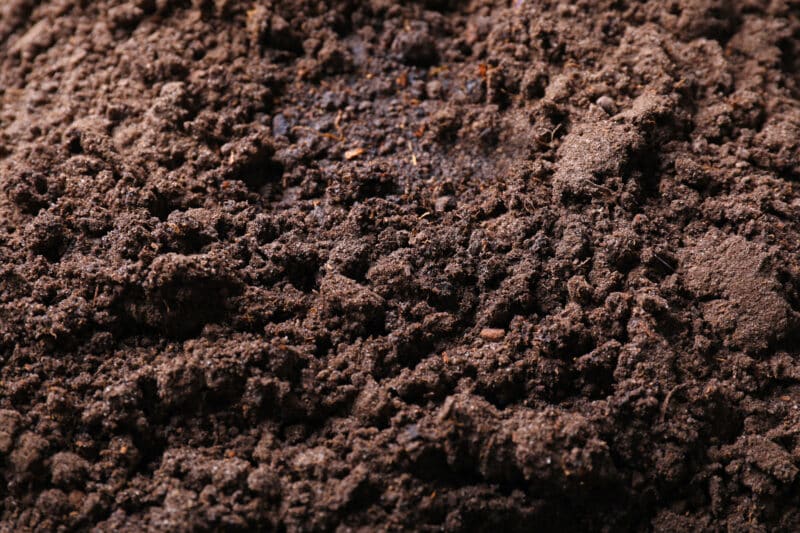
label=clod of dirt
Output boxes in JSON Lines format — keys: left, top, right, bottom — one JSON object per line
{"left": 681, "top": 230, "right": 796, "bottom": 353}
{"left": 392, "top": 22, "right": 439, "bottom": 67}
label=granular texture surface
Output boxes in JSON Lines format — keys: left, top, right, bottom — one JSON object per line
{"left": 2, "top": 1, "right": 800, "bottom": 531}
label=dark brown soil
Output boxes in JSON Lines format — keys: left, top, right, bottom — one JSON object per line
{"left": 2, "top": 0, "right": 800, "bottom": 531}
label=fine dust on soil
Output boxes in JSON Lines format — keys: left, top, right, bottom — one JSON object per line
{"left": 1, "top": 0, "right": 800, "bottom": 531}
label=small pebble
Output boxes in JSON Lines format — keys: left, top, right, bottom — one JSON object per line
{"left": 426, "top": 80, "right": 443, "bottom": 100}
{"left": 479, "top": 328, "right": 505, "bottom": 341}
{"left": 272, "top": 114, "right": 289, "bottom": 137}
{"left": 596, "top": 95, "right": 616, "bottom": 114}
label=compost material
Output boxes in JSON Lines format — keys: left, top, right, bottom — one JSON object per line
{"left": 2, "top": 1, "right": 800, "bottom": 530}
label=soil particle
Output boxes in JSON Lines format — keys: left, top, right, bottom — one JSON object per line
{"left": 1, "top": 1, "right": 800, "bottom": 531}
{"left": 50, "top": 451, "right": 90, "bottom": 488}
{"left": 478, "top": 328, "right": 505, "bottom": 342}
{"left": 392, "top": 22, "right": 439, "bottom": 67}
{"left": 0, "top": 409, "right": 22, "bottom": 454}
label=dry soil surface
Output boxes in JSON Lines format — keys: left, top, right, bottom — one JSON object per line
{"left": 2, "top": 0, "right": 800, "bottom": 531}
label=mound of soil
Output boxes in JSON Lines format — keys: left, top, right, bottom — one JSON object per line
{"left": 2, "top": 0, "right": 800, "bottom": 530}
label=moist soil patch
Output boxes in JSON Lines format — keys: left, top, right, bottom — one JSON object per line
{"left": 2, "top": 1, "right": 800, "bottom": 531}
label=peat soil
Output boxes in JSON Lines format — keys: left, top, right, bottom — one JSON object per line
{"left": 2, "top": 0, "right": 800, "bottom": 531}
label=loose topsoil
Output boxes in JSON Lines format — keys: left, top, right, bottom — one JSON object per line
{"left": 2, "top": 0, "right": 800, "bottom": 531}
